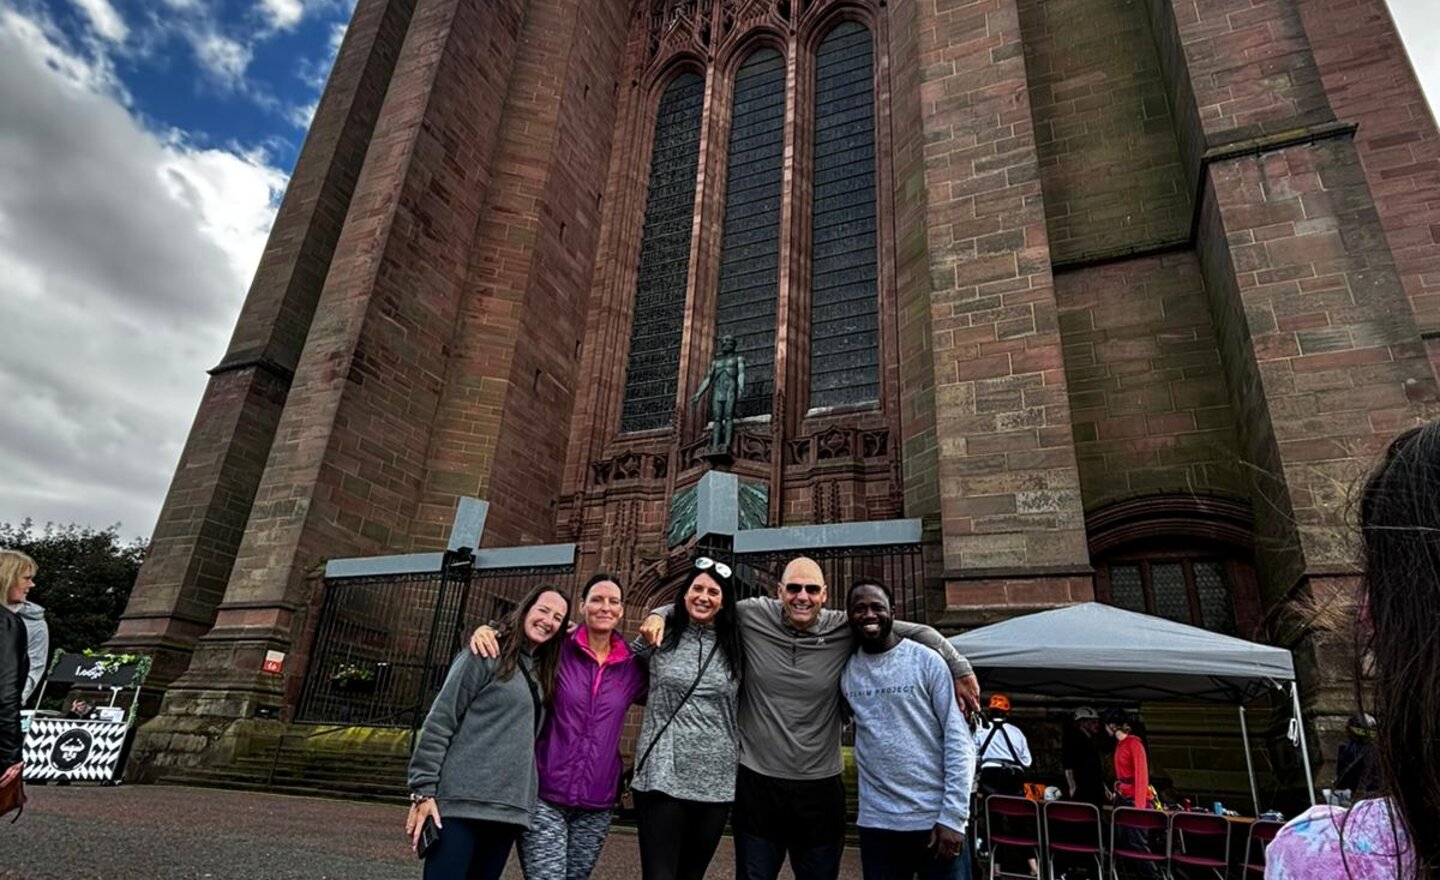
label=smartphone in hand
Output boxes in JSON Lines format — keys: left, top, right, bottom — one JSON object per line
{"left": 416, "top": 815, "right": 440, "bottom": 859}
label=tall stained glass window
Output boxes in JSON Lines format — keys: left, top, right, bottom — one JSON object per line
{"left": 620, "top": 72, "right": 706, "bottom": 433}
{"left": 714, "top": 48, "right": 786, "bottom": 419}
{"left": 809, "top": 21, "right": 879, "bottom": 409}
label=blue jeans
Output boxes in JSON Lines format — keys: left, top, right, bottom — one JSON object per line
{"left": 422, "top": 817, "right": 521, "bottom": 880}
{"left": 858, "top": 828, "right": 969, "bottom": 880}
{"left": 734, "top": 828, "right": 845, "bottom": 880}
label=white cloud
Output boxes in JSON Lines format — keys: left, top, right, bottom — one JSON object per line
{"left": 287, "top": 99, "right": 319, "bottom": 129}
{"left": 297, "top": 20, "right": 347, "bottom": 91}
{"left": 259, "top": 0, "right": 304, "bottom": 31}
{"left": 3, "top": 9, "right": 125, "bottom": 98}
{"left": 0, "top": 10, "right": 286, "bottom": 536}
{"left": 70, "top": 0, "right": 128, "bottom": 43}
{"left": 192, "top": 30, "right": 253, "bottom": 87}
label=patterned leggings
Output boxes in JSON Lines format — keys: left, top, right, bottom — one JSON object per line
{"left": 518, "top": 799, "right": 613, "bottom": 880}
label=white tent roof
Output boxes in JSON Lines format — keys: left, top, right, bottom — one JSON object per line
{"left": 947, "top": 602, "right": 1295, "bottom": 703}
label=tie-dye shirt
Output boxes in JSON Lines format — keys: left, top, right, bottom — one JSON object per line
{"left": 1265, "top": 799, "right": 1414, "bottom": 879}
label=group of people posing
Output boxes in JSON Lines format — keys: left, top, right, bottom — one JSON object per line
{"left": 405, "top": 555, "right": 981, "bottom": 880}
{"left": 406, "top": 418, "right": 1440, "bottom": 880}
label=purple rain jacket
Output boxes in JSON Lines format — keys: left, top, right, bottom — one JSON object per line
{"left": 535, "top": 627, "right": 648, "bottom": 810}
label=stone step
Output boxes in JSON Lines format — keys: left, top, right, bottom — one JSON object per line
{"left": 160, "top": 769, "right": 410, "bottom": 803}
{"left": 228, "top": 754, "right": 410, "bottom": 773}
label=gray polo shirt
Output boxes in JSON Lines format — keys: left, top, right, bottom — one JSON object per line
{"left": 659, "top": 597, "right": 972, "bottom": 781}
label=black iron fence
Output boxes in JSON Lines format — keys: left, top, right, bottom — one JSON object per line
{"left": 295, "top": 550, "right": 576, "bottom": 727}
{"left": 699, "top": 541, "right": 928, "bottom": 621}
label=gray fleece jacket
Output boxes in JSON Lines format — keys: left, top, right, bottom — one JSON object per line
{"left": 408, "top": 650, "right": 543, "bottom": 828}
{"left": 12, "top": 601, "right": 46, "bottom": 704}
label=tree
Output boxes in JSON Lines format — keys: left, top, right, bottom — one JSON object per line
{"left": 0, "top": 520, "right": 147, "bottom": 656}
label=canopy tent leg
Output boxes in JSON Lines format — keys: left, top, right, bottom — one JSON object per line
{"left": 1291, "top": 682, "right": 1318, "bottom": 805}
{"left": 1239, "top": 704, "right": 1261, "bottom": 815}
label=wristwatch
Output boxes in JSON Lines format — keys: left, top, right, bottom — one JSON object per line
{"left": 410, "top": 793, "right": 432, "bottom": 805}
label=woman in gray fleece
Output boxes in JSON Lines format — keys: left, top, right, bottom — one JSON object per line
{"left": 406, "top": 584, "right": 571, "bottom": 880}
{"left": 630, "top": 556, "right": 746, "bottom": 880}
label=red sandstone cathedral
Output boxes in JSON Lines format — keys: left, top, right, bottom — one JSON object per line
{"left": 112, "top": 0, "right": 1440, "bottom": 800}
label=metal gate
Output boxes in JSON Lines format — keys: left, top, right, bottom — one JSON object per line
{"left": 733, "top": 543, "right": 927, "bottom": 620}
{"left": 296, "top": 549, "right": 576, "bottom": 727}
{"left": 693, "top": 538, "right": 928, "bottom": 621}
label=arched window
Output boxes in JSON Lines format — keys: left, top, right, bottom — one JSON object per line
{"left": 714, "top": 47, "right": 786, "bottom": 419}
{"left": 1088, "top": 496, "right": 1263, "bottom": 638}
{"left": 1097, "top": 554, "right": 1241, "bottom": 634}
{"left": 809, "top": 20, "right": 879, "bottom": 410}
{"left": 621, "top": 71, "right": 707, "bottom": 433}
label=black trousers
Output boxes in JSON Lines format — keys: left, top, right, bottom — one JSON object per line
{"left": 421, "top": 817, "right": 520, "bottom": 880}
{"left": 634, "top": 789, "right": 731, "bottom": 880}
{"left": 731, "top": 766, "right": 847, "bottom": 880}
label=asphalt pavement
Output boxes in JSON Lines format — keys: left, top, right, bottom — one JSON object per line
{"left": 0, "top": 784, "right": 866, "bottom": 879}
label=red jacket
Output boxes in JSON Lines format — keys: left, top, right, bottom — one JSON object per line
{"left": 1114, "top": 734, "right": 1150, "bottom": 809}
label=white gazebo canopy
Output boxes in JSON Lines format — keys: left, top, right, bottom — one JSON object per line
{"left": 948, "top": 602, "right": 1294, "bottom": 702}
{"left": 948, "top": 602, "right": 1313, "bottom": 808}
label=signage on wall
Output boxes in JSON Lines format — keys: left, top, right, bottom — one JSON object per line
{"left": 262, "top": 650, "right": 285, "bottom": 675}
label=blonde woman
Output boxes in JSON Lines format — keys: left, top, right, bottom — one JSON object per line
{"left": 0, "top": 551, "right": 45, "bottom": 704}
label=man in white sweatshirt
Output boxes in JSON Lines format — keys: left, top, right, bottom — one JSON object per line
{"left": 842, "top": 578, "right": 975, "bottom": 879}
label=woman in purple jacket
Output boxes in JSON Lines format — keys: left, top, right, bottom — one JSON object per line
{"left": 475, "top": 573, "right": 648, "bottom": 880}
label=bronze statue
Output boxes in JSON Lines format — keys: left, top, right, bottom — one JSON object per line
{"left": 691, "top": 334, "right": 745, "bottom": 451}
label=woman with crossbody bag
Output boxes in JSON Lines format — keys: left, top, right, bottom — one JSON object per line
{"left": 630, "top": 556, "right": 745, "bottom": 880}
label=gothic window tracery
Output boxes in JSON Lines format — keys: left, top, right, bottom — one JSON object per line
{"left": 715, "top": 47, "right": 786, "bottom": 420}
{"left": 620, "top": 71, "right": 706, "bottom": 433}
{"left": 809, "top": 20, "right": 879, "bottom": 409}
{"left": 621, "top": 4, "right": 887, "bottom": 437}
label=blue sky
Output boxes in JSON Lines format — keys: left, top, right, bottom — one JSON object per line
{"left": 36, "top": 0, "right": 350, "bottom": 170}
{"left": 0, "top": 0, "right": 1435, "bottom": 538}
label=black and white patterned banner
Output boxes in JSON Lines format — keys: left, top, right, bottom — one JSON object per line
{"left": 22, "top": 718, "right": 129, "bottom": 781}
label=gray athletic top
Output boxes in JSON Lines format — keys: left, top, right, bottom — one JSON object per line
{"left": 653, "top": 597, "right": 972, "bottom": 781}
{"left": 630, "top": 624, "right": 740, "bottom": 802}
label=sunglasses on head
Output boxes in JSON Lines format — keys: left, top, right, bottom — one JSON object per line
{"left": 694, "top": 556, "right": 733, "bottom": 580}
{"left": 783, "top": 582, "right": 824, "bottom": 596}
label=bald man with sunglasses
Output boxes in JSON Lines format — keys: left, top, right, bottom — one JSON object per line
{"left": 640, "top": 556, "right": 980, "bottom": 880}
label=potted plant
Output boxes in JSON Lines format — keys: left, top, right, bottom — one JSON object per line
{"left": 330, "top": 662, "right": 377, "bottom": 694}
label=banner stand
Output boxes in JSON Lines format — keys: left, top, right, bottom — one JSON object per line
{"left": 23, "top": 652, "right": 151, "bottom": 784}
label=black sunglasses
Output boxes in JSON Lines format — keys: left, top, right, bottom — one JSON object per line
{"left": 783, "top": 582, "right": 824, "bottom": 597}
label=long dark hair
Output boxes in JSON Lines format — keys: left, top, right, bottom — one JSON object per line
{"left": 496, "top": 583, "right": 570, "bottom": 700}
{"left": 1356, "top": 421, "right": 1440, "bottom": 876}
{"left": 661, "top": 562, "right": 744, "bottom": 680}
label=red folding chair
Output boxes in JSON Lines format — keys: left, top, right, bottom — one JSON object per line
{"left": 1168, "top": 813, "right": 1230, "bottom": 879}
{"left": 1243, "top": 820, "right": 1285, "bottom": 874}
{"left": 1043, "top": 801, "right": 1103, "bottom": 880}
{"left": 1110, "top": 807, "right": 1168, "bottom": 880}
{"left": 986, "top": 794, "right": 1045, "bottom": 880}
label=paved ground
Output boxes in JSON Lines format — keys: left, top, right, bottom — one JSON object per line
{"left": 0, "top": 784, "right": 866, "bottom": 879}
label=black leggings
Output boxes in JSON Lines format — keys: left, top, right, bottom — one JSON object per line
{"left": 635, "top": 790, "right": 731, "bottom": 880}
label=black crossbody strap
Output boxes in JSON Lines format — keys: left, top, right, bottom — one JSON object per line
{"left": 977, "top": 723, "right": 1001, "bottom": 758}
{"left": 977, "top": 721, "right": 1023, "bottom": 767}
{"left": 633, "top": 639, "right": 719, "bottom": 780}
{"left": 996, "top": 723, "right": 1022, "bottom": 765}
